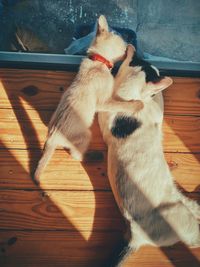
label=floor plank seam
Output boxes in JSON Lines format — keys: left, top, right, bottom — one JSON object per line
{"left": 0, "top": 229, "right": 122, "bottom": 233}
{"left": 0, "top": 188, "right": 111, "bottom": 192}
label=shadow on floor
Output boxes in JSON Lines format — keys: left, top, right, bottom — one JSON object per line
{"left": 0, "top": 76, "right": 200, "bottom": 267}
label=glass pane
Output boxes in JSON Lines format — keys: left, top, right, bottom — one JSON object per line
{"left": 0, "top": 0, "right": 199, "bottom": 62}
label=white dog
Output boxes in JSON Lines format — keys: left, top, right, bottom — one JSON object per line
{"left": 99, "top": 45, "right": 200, "bottom": 267}
{"left": 34, "top": 17, "right": 143, "bottom": 183}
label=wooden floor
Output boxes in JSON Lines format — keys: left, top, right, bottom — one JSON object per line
{"left": 0, "top": 69, "right": 199, "bottom": 267}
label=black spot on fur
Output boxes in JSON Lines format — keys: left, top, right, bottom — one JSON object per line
{"left": 111, "top": 116, "right": 142, "bottom": 138}
{"left": 130, "top": 54, "right": 163, "bottom": 83}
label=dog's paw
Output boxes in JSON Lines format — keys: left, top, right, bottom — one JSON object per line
{"left": 126, "top": 44, "right": 136, "bottom": 59}
{"left": 71, "top": 150, "right": 83, "bottom": 161}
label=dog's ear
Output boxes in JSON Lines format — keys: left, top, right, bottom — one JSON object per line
{"left": 146, "top": 77, "right": 173, "bottom": 94}
{"left": 97, "top": 15, "right": 109, "bottom": 34}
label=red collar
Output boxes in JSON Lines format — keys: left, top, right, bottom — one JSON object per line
{"left": 89, "top": 54, "right": 113, "bottom": 69}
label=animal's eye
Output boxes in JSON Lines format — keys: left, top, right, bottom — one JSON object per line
{"left": 151, "top": 94, "right": 155, "bottom": 97}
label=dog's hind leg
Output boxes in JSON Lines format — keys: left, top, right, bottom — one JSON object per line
{"left": 34, "top": 141, "right": 56, "bottom": 184}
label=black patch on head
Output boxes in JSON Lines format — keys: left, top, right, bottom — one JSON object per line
{"left": 111, "top": 116, "right": 142, "bottom": 138}
{"left": 130, "top": 54, "right": 163, "bottom": 83}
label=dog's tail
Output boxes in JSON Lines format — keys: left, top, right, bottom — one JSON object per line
{"left": 108, "top": 239, "right": 134, "bottom": 267}
{"left": 34, "top": 141, "right": 55, "bottom": 184}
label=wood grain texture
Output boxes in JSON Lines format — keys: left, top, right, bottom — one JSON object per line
{"left": 0, "top": 189, "right": 198, "bottom": 231}
{"left": 0, "top": 231, "right": 122, "bottom": 267}
{"left": 0, "top": 149, "right": 199, "bottom": 192}
{"left": 124, "top": 244, "right": 200, "bottom": 267}
{"left": 0, "top": 69, "right": 200, "bottom": 115}
{"left": 0, "top": 108, "right": 104, "bottom": 150}
{"left": 0, "top": 190, "right": 124, "bottom": 231}
{"left": 0, "top": 69, "right": 75, "bottom": 110}
{"left": 0, "top": 69, "right": 199, "bottom": 267}
{"left": 163, "top": 77, "right": 200, "bottom": 116}
{"left": 0, "top": 149, "right": 109, "bottom": 190}
{"left": 163, "top": 115, "right": 200, "bottom": 153}
{"left": 0, "top": 108, "right": 200, "bottom": 152}
{"left": 0, "top": 231, "right": 199, "bottom": 267}
{"left": 165, "top": 153, "right": 200, "bottom": 192}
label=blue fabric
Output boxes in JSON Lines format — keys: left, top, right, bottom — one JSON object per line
{"left": 64, "top": 22, "right": 196, "bottom": 64}
{"left": 64, "top": 23, "right": 137, "bottom": 56}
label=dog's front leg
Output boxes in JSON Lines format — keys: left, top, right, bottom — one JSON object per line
{"left": 97, "top": 98, "right": 143, "bottom": 113}
{"left": 117, "top": 44, "right": 135, "bottom": 76}
{"left": 113, "top": 44, "right": 135, "bottom": 95}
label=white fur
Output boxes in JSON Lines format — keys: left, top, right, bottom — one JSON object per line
{"left": 34, "top": 17, "right": 143, "bottom": 184}
{"left": 98, "top": 45, "right": 200, "bottom": 265}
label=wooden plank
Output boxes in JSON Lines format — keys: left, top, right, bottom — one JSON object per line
{"left": 0, "top": 149, "right": 109, "bottom": 190}
{"left": 163, "top": 115, "right": 200, "bottom": 153}
{"left": 124, "top": 244, "right": 200, "bottom": 267}
{"left": 0, "top": 231, "right": 199, "bottom": 267}
{"left": 0, "top": 231, "right": 123, "bottom": 267}
{"left": 165, "top": 153, "right": 200, "bottom": 192}
{"left": 0, "top": 69, "right": 200, "bottom": 115}
{"left": 0, "top": 108, "right": 104, "bottom": 150}
{"left": 0, "top": 108, "right": 200, "bottom": 152}
{"left": 0, "top": 69, "right": 200, "bottom": 267}
{"left": 0, "top": 190, "right": 198, "bottom": 231}
{"left": 163, "top": 77, "right": 200, "bottom": 116}
{"left": 0, "top": 190, "right": 124, "bottom": 231}
{"left": 0, "top": 69, "right": 75, "bottom": 110}
{"left": 0, "top": 149, "right": 199, "bottom": 192}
